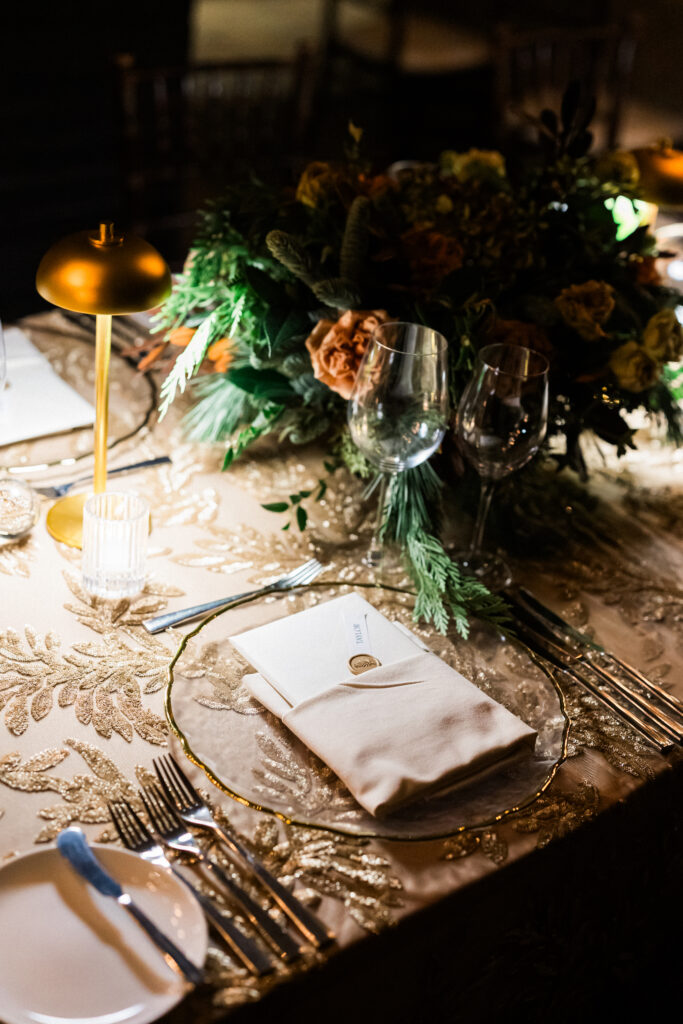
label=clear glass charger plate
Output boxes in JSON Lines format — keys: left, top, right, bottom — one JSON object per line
{"left": 167, "top": 582, "right": 570, "bottom": 841}
{"left": 0, "top": 321, "right": 156, "bottom": 474}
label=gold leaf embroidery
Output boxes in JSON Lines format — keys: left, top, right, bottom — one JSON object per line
{"left": 442, "top": 828, "right": 508, "bottom": 864}
{"left": 251, "top": 727, "right": 361, "bottom": 820}
{"left": 62, "top": 569, "right": 184, "bottom": 635}
{"left": 0, "top": 535, "right": 36, "bottom": 578}
{"left": 188, "top": 645, "right": 264, "bottom": 715}
{"left": 0, "top": 739, "right": 139, "bottom": 843}
{"left": 510, "top": 781, "right": 599, "bottom": 847}
{"left": 0, "top": 626, "right": 168, "bottom": 743}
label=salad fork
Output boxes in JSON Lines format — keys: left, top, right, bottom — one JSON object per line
{"left": 154, "top": 754, "right": 335, "bottom": 950}
{"left": 142, "top": 557, "right": 325, "bottom": 634}
{"left": 140, "top": 785, "right": 303, "bottom": 964}
{"left": 109, "top": 800, "right": 273, "bottom": 976}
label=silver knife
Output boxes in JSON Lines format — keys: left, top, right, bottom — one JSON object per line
{"left": 56, "top": 828, "right": 204, "bottom": 986}
{"left": 510, "top": 586, "right": 683, "bottom": 737}
{"left": 510, "top": 616, "right": 674, "bottom": 753}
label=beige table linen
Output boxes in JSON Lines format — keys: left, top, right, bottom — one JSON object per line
{"left": 0, "top": 311, "right": 681, "bottom": 1018}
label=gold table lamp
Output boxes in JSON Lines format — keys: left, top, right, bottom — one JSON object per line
{"left": 633, "top": 142, "right": 683, "bottom": 209}
{"left": 36, "top": 222, "right": 172, "bottom": 547}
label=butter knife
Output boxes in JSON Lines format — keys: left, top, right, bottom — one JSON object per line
{"left": 56, "top": 828, "right": 204, "bottom": 986}
{"left": 509, "top": 586, "right": 683, "bottom": 738}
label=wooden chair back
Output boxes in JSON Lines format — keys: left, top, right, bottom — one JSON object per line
{"left": 493, "top": 20, "right": 638, "bottom": 150}
{"left": 116, "top": 49, "right": 316, "bottom": 243}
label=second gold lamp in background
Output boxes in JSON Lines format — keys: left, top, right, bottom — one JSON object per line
{"left": 36, "top": 222, "right": 171, "bottom": 547}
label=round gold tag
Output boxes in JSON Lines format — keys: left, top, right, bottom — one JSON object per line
{"left": 348, "top": 654, "right": 381, "bottom": 675}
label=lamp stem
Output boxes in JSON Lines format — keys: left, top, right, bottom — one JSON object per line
{"left": 94, "top": 313, "right": 112, "bottom": 494}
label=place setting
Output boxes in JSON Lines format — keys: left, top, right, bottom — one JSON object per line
{"left": 3, "top": 19, "right": 683, "bottom": 1020}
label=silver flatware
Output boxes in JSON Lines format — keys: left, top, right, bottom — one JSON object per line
{"left": 154, "top": 754, "right": 335, "bottom": 950}
{"left": 109, "top": 800, "right": 273, "bottom": 976}
{"left": 56, "top": 826, "right": 204, "bottom": 986}
{"left": 510, "top": 615, "right": 674, "bottom": 753}
{"left": 142, "top": 557, "right": 326, "bottom": 634}
{"left": 512, "top": 585, "right": 683, "bottom": 724}
{"left": 140, "top": 785, "right": 303, "bottom": 964}
{"left": 33, "top": 456, "right": 171, "bottom": 498}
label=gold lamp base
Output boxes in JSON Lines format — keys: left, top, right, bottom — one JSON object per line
{"left": 45, "top": 492, "right": 89, "bottom": 549}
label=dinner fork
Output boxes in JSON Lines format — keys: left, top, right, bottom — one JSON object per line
{"left": 140, "top": 785, "right": 303, "bottom": 964}
{"left": 154, "top": 755, "right": 335, "bottom": 950}
{"left": 109, "top": 800, "right": 274, "bottom": 976}
{"left": 33, "top": 456, "right": 171, "bottom": 499}
{"left": 142, "top": 558, "right": 326, "bottom": 633}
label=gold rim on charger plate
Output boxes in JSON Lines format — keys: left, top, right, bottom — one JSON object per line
{"left": 0, "top": 323, "right": 157, "bottom": 474}
{"left": 165, "top": 581, "right": 572, "bottom": 842}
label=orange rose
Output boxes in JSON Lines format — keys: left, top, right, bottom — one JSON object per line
{"left": 401, "top": 228, "right": 464, "bottom": 289}
{"left": 554, "top": 281, "right": 615, "bottom": 341}
{"left": 305, "top": 309, "right": 391, "bottom": 400}
{"left": 489, "top": 318, "right": 552, "bottom": 357}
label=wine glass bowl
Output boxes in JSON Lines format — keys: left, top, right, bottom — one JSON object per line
{"left": 348, "top": 322, "right": 449, "bottom": 567}
{"left": 456, "top": 343, "right": 549, "bottom": 588}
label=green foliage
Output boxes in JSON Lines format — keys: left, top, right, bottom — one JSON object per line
{"left": 335, "top": 427, "right": 373, "bottom": 479}
{"left": 152, "top": 101, "right": 682, "bottom": 636}
{"left": 223, "top": 403, "right": 284, "bottom": 469}
{"left": 383, "top": 464, "right": 509, "bottom": 636}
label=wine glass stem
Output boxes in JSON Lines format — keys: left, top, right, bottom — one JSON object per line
{"left": 367, "top": 472, "right": 391, "bottom": 568}
{"left": 469, "top": 478, "right": 496, "bottom": 558}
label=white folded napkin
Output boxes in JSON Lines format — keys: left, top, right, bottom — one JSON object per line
{"left": 232, "top": 595, "right": 537, "bottom": 817}
{"left": 0, "top": 328, "right": 95, "bottom": 447}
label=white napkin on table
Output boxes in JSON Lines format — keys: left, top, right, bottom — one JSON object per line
{"left": 231, "top": 594, "right": 537, "bottom": 817}
{"left": 0, "top": 328, "right": 95, "bottom": 447}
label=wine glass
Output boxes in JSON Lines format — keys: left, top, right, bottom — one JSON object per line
{"left": 348, "top": 321, "right": 449, "bottom": 568}
{"left": 456, "top": 343, "right": 549, "bottom": 589}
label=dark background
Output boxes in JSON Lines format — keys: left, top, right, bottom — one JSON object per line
{"left": 2, "top": 0, "right": 681, "bottom": 318}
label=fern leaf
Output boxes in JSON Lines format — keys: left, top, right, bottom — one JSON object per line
{"left": 158, "top": 312, "right": 218, "bottom": 419}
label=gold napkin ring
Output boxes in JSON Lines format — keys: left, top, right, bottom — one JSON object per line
{"left": 348, "top": 654, "right": 381, "bottom": 675}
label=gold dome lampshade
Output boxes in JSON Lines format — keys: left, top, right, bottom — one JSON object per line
{"left": 36, "top": 222, "right": 172, "bottom": 547}
{"left": 633, "top": 142, "right": 683, "bottom": 209}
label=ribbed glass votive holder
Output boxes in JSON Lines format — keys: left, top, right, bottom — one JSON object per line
{"left": 82, "top": 492, "right": 149, "bottom": 598}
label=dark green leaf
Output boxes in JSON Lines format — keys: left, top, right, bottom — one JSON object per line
{"left": 296, "top": 506, "right": 308, "bottom": 531}
{"left": 540, "top": 108, "right": 558, "bottom": 136}
{"left": 261, "top": 502, "right": 289, "bottom": 513}
{"left": 561, "top": 81, "right": 581, "bottom": 133}
{"left": 244, "top": 264, "right": 289, "bottom": 307}
{"left": 229, "top": 366, "right": 294, "bottom": 402}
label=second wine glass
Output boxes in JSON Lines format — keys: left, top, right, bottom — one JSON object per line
{"left": 456, "top": 343, "right": 549, "bottom": 589}
{"left": 348, "top": 321, "right": 449, "bottom": 568}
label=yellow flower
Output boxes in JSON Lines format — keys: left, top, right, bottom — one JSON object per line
{"left": 554, "top": 281, "right": 615, "bottom": 341}
{"left": 296, "top": 162, "right": 338, "bottom": 208}
{"left": 595, "top": 150, "right": 640, "bottom": 188}
{"left": 642, "top": 308, "right": 683, "bottom": 362}
{"left": 440, "top": 149, "right": 506, "bottom": 182}
{"left": 609, "top": 341, "right": 660, "bottom": 392}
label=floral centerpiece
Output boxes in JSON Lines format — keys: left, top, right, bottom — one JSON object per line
{"left": 148, "top": 97, "right": 683, "bottom": 635}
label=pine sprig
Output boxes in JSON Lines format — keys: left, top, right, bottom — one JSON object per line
{"left": 266, "top": 230, "right": 318, "bottom": 289}
{"left": 384, "top": 464, "right": 509, "bottom": 636}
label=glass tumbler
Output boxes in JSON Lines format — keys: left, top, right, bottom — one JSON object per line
{"left": 82, "top": 492, "right": 149, "bottom": 598}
